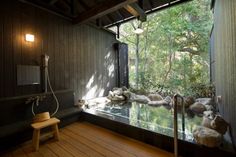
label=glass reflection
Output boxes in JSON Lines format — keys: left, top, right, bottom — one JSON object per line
{"left": 85, "top": 101, "right": 202, "bottom": 142}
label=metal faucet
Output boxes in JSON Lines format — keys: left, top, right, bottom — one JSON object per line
{"left": 173, "top": 94, "right": 185, "bottom": 157}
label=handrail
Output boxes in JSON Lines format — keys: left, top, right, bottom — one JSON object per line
{"left": 173, "top": 94, "right": 185, "bottom": 157}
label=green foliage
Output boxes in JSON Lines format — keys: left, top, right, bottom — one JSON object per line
{"left": 184, "top": 83, "right": 215, "bottom": 98}
{"left": 116, "top": 0, "right": 213, "bottom": 96}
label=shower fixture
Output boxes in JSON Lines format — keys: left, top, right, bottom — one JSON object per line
{"left": 31, "top": 54, "right": 60, "bottom": 118}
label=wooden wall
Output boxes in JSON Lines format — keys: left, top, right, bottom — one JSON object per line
{"left": 0, "top": 0, "right": 118, "bottom": 100}
{"left": 213, "top": 0, "right": 236, "bottom": 142}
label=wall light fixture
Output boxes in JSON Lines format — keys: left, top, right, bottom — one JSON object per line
{"left": 25, "top": 34, "right": 35, "bottom": 42}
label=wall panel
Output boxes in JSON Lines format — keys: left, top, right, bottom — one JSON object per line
{"left": 213, "top": 0, "right": 236, "bottom": 142}
{"left": 0, "top": 0, "right": 118, "bottom": 101}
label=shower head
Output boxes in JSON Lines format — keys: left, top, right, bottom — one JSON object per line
{"left": 43, "top": 54, "right": 49, "bottom": 67}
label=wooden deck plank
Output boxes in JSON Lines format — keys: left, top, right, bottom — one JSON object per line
{"left": 66, "top": 124, "right": 136, "bottom": 157}
{"left": 54, "top": 138, "right": 88, "bottom": 157}
{"left": 37, "top": 146, "right": 58, "bottom": 157}
{"left": 3, "top": 122, "right": 173, "bottom": 157}
{"left": 72, "top": 122, "right": 172, "bottom": 157}
{"left": 60, "top": 132, "right": 105, "bottom": 157}
{"left": 46, "top": 142, "right": 73, "bottom": 157}
{"left": 21, "top": 145, "right": 43, "bottom": 157}
{"left": 61, "top": 129, "right": 120, "bottom": 157}
{"left": 11, "top": 147, "right": 28, "bottom": 157}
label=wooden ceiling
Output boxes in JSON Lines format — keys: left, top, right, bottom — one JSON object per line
{"left": 19, "top": 0, "right": 191, "bottom": 27}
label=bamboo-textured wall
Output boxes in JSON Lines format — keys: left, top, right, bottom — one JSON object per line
{"left": 213, "top": 0, "right": 236, "bottom": 142}
{"left": 0, "top": 0, "right": 118, "bottom": 100}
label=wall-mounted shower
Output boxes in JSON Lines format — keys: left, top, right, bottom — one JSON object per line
{"left": 42, "top": 54, "right": 59, "bottom": 117}
{"left": 30, "top": 54, "right": 60, "bottom": 119}
{"left": 43, "top": 54, "right": 49, "bottom": 93}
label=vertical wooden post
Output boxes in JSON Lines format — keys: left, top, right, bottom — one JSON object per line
{"left": 32, "top": 129, "right": 40, "bottom": 151}
{"left": 52, "top": 124, "right": 60, "bottom": 140}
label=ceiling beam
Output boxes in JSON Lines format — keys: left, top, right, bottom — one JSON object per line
{"left": 77, "top": 0, "right": 89, "bottom": 10}
{"left": 105, "top": 0, "right": 191, "bottom": 28}
{"left": 124, "top": 3, "right": 146, "bottom": 22}
{"left": 116, "top": 10, "right": 125, "bottom": 19}
{"left": 73, "top": 0, "right": 137, "bottom": 24}
{"left": 70, "top": 0, "right": 77, "bottom": 16}
{"left": 49, "top": 0, "right": 59, "bottom": 5}
{"left": 19, "top": 0, "right": 72, "bottom": 19}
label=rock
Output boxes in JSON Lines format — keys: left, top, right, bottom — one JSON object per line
{"left": 193, "top": 126, "right": 222, "bottom": 147}
{"left": 201, "top": 111, "right": 215, "bottom": 129}
{"left": 164, "top": 96, "right": 172, "bottom": 104}
{"left": 123, "top": 91, "right": 133, "bottom": 100}
{"left": 132, "top": 94, "right": 150, "bottom": 104}
{"left": 196, "top": 98, "right": 215, "bottom": 111}
{"left": 148, "top": 93, "right": 163, "bottom": 101}
{"left": 203, "top": 111, "right": 215, "bottom": 120}
{"left": 189, "top": 102, "right": 206, "bottom": 114}
{"left": 196, "top": 98, "right": 213, "bottom": 106}
{"left": 211, "top": 115, "right": 228, "bottom": 134}
{"left": 148, "top": 98, "right": 169, "bottom": 106}
{"left": 112, "top": 87, "right": 123, "bottom": 95}
{"left": 204, "top": 104, "right": 214, "bottom": 111}
{"left": 110, "top": 95, "right": 125, "bottom": 101}
{"left": 107, "top": 90, "right": 125, "bottom": 101}
{"left": 121, "top": 86, "right": 128, "bottom": 91}
{"left": 148, "top": 96, "right": 172, "bottom": 107}
{"left": 184, "top": 96, "right": 195, "bottom": 107}
{"left": 202, "top": 116, "right": 212, "bottom": 129}
{"left": 201, "top": 112, "right": 228, "bottom": 134}
{"left": 76, "top": 99, "right": 86, "bottom": 108}
{"left": 123, "top": 91, "right": 150, "bottom": 104}
{"left": 87, "top": 97, "right": 110, "bottom": 104}
{"left": 148, "top": 101, "right": 162, "bottom": 106}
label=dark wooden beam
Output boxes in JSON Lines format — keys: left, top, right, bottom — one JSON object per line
{"left": 105, "top": 0, "right": 191, "bottom": 28}
{"left": 49, "top": 0, "right": 59, "bottom": 5}
{"left": 70, "top": 0, "right": 77, "bottom": 16}
{"left": 77, "top": 0, "right": 89, "bottom": 10}
{"left": 116, "top": 10, "right": 125, "bottom": 19}
{"left": 124, "top": 3, "right": 146, "bottom": 22}
{"left": 96, "top": 19, "right": 102, "bottom": 27}
{"left": 107, "top": 14, "right": 115, "bottom": 23}
{"left": 19, "top": 0, "right": 72, "bottom": 19}
{"left": 55, "top": 0, "right": 71, "bottom": 14}
{"left": 145, "top": 0, "right": 153, "bottom": 11}
{"left": 73, "top": 0, "right": 137, "bottom": 24}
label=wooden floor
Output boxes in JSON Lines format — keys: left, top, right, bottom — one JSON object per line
{"left": 2, "top": 122, "right": 173, "bottom": 157}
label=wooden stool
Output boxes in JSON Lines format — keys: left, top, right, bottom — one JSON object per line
{"left": 31, "top": 117, "right": 60, "bottom": 151}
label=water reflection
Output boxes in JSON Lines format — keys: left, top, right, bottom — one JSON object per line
{"left": 85, "top": 101, "right": 202, "bottom": 142}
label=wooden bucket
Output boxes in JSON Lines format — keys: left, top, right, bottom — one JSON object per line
{"left": 33, "top": 112, "right": 50, "bottom": 123}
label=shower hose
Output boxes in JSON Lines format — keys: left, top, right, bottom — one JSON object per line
{"left": 31, "top": 68, "right": 59, "bottom": 117}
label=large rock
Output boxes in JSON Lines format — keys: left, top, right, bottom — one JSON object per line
{"left": 111, "top": 87, "right": 123, "bottom": 95}
{"left": 202, "top": 116, "right": 212, "bottom": 129}
{"left": 189, "top": 102, "right": 206, "bottom": 114}
{"left": 148, "top": 96, "right": 171, "bottom": 106}
{"left": 164, "top": 96, "right": 172, "bottom": 104}
{"left": 184, "top": 96, "right": 195, "bottom": 107}
{"left": 123, "top": 91, "right": 150, "bottom": 104}
{"left": 148, "top": 93, "right": 163, "bottom": 101}
{"left": 107, "top": 90, "right": 125, "bottom": 101}
{"left": 203, "top": 111, "right": 215, "bottom": 119}
{"left": 174, "top": 96, "right": 191, "bottom": 108}
{"left": 107, "top": 87, "right": 129, "bottom": 101}
{"left": 193, "top": 126, "right": 222, "bottom": 147}
{"left": 196, "top": 98, "right": 213, "bottom": 106}
{"left": 202, "top": 111, "right": 215, "bottom": 129}
{"left": 211, "top": 115, "right": 229, "bottom": 134}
